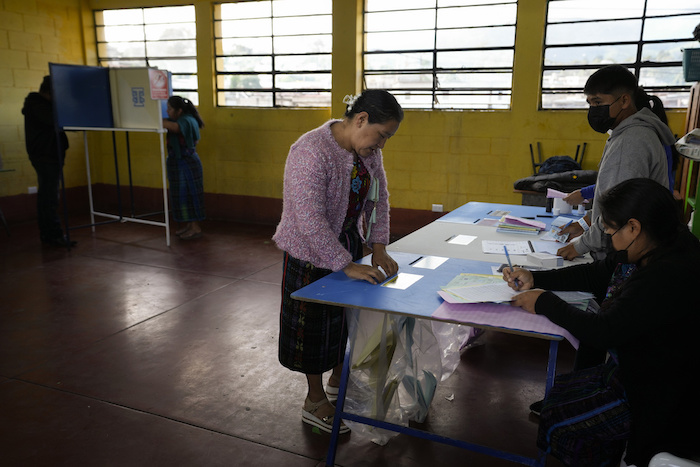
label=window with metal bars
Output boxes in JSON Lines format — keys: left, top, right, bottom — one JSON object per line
{"left": 363, "top": 0, "right": 518, "bottom": 110}
{"left": 542, "top": 0, "right": 700, "bottom": 109}
{"left": 214, "top": 0, "right": 332, "bottom": 108}
{"left": 94, "top": 5, "right": 199, "bottom": 105}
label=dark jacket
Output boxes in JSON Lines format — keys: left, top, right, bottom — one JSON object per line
{"left": 22, "top": 92, "right": 68, "bottom": 162}
{"left": 532, "top": 229, "right": 700, "bottom": 466}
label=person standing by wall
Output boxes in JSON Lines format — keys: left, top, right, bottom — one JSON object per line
{"left": 273, "top": 90, "right": 403, "bottom": 434}
{"left": 22, "top": 75, "right": 73, "bottom": 247}
{"left": 162, "top": 96, "right": 205, "bottom": 240}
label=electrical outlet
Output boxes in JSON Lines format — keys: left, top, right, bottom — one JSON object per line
{"left": 28, "top": 186, "right": 37, "bottom": 194}
{"left": 431, "top": 204, "right": 443, "bottom": 213}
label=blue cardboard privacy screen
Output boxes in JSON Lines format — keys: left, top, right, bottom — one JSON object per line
{"left": 49, "top": 63, "right": 114, "bottom": 129}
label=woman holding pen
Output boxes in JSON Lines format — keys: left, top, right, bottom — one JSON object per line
{"left": 502, "top": 178, "right": 700, "bottom": 467}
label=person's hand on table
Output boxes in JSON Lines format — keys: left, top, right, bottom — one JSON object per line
{"left": 502, "top": 266, "right": 533, "bottom": 291}
{"left": 557, "top": 243, "right": 580, "bottom": 261}
{"left": 343, "top": 262, "right": 386, "bottom": 284}
{"left": 510, "top": 289, "right": 545, "bottom": 314}
{"left": 559, "top": 221, "right": 584, "bottom": 240}
{"left": 563, "top": 190, "right": 585, "bottom": 206}
{"left": 371, "top": 244, "right": 399, "bottom": 278}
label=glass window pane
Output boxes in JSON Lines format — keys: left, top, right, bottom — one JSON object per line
{"left": 639, "top": 66, "right": 685, "bottom": 87}
{"left": 365, "top": 10, "right": 436, "bottom": 32}
{"left": 100, "top": 59, "right": 147, "bottom": 68}
{"left": 220, "top": 2, "right": 271, "bottom": 20}
{"left": 217, "top": 56, "right": 272, "bottom": 73}
{"left": 220, "top": 19, "right": 272, "bottom": 38}
{"left": 102, "top": 25, "right": 145, "bottom": 42}
{"left": 273, "top": 0, "right": 331, "bottom": 17}
{"left": 273, "top": 15, "right": 331, "bottom": 35}
{"left": 273, "top": 35, "right": 331, "bottom": 54}
{"left": 437, "top": 4, "right": 517, "bottom": 28}
{"left": 101, "top": 9, "right": 143, "bottom": 25}
{"left": 544, "top": 45, "right": 638, "bottom": 66}
{"left": 218, "top": 73, "right": 273, "bottom": 89}
{"left": 642, "top": 42, "right": 695, "bottom": 62}
{"left": 275, "top": 54, "right": 330, "bottom": 72}
{"left": 98, "top": 42, "right": 146, "bottom": 59}
{"left": 542, "top": 92, "right": 589, "bottom": 109}
{"left": 218, "top": 91, "right": 273, "bottom": 107}
{"left": 652, "top": 91, "right": 688, "bottom": 108}
{"left": 171, "top": 74, "right": 198, "bottom": 90}
{"left": 646, "top": 0, "right": 700, "bottom": 16}
{"left": 439, "top": 0, "right": 516, "bottom": 6}
{"left": 546, "top": 20, "right": 642, "bottom": 45}
{"left": 542, "top": 69, "right": 597, "bottom": 92}
{"left": 437, "top": 72, "right": 512, "bottom": 89}
{"left": 365, "top": 52, "right": 433, "bottom": 71}
{"left": 643, "top": 15, "right": 700, "bottom": 41}
{"left": 145, "top": 23, "right": 196, "bottom": 41}
{"left": 366, "top": 30, "right": 436, "bottom": 52}
{"left": 367, "top": 0, "right": 436, "bottom": 12}
{"left": 547, "top": 0, "right": 645, "bottom": 22}
{"left": 436, "top": 26, "right": 515, "bottom": 49}
{"left": 149, "top": 59, "right": 197, "bottom": 73}
{"left": 143, "top": 6, "right": 194, "bottom": 24}
{"left": 146, "top": 40, "right": 196, "bottom": 58}
{"left": 434, "top": 91, "right": 510, "bottom": 109}
{"left": 219, "top": 37, "right": 273, "bottom": 55}
{"left": 275, "top": 91, "right": 331, "bottom": 107}
{"left": 276, "top": 73, "right": 331, "bottom": 89}
{"left": 438, "top": 50, "right": 514, "bottom": 68}
{"left": 365, "top": 73, "right": 434, "bottom": 89}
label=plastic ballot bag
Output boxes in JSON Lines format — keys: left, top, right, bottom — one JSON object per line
{"left": 343, "top": 308, "right": 471, "bottom": 445}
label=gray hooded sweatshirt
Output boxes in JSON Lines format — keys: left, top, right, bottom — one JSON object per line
{"left": 573, "top": 107, "right": 676, "bottom": 258}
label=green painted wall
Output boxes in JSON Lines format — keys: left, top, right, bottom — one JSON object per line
{"left": 0, "top": 0, "right": 689, "bottom": 211}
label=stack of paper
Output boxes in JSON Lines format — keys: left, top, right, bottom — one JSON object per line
{"left": 496, "top": 215, "right": 546, "bottom": 236}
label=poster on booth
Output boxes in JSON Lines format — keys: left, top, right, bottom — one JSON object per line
{"left": 109, "top": 67, "right": 168, "bottom": 129}
{"left": 148, "top": 68, "right": 170, "bottom": 100}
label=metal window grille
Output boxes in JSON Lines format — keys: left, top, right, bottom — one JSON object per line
{"left": 94, "top": 5, "right": 199, "bottom": 105}
{"left": 542, "top": 0, "right": 700, "bottom": 109}
{"left": 363, "top": 0, "right": 518, "bottom": 110}
{"left": 214, "top": 0, "right": 332, "bottom": 108}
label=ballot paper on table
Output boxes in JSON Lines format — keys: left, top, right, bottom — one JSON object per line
{"left": 540, "top": 216, "right": 574, "bottom": 243}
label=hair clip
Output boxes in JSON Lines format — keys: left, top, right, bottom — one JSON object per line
{"left": 343, "top": 94, "right": 358, "bottom": 112}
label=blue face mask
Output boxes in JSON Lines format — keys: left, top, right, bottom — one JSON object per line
{"left": 587, "top": 95, "right": 623, "bottom": 133}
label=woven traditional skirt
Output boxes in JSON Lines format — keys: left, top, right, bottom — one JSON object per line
{"left": 166, "top": 150, "right": 205, "bottom": 223}
{"left": 278, "top": 229, "right": 362, "bottom": 375}
{"left": 537, "top": 359, "right": 631, "bottom": 467}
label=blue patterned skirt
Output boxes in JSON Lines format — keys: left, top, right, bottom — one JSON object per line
{"left": 166, "top": 148, "right": 205, "bottom": 223}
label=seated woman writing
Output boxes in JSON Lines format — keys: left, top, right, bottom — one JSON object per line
{"left": 503, "top": 178, "right": 700, "bottom": 467}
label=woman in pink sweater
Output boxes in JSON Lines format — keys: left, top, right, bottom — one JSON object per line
{"left": 273, "top": 90, "right": 403, "bottom": 434}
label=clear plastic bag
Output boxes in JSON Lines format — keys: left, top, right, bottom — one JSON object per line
{"left": 343, "top": 308, "right": 473, "bottom": 445}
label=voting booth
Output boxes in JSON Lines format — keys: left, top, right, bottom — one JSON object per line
{"left": 49, "top": 63, "right": 173, "bottom": 246}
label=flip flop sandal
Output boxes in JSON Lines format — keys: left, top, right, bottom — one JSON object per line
{"left": 302, "top": 398, "right": 349, "bottom": 434}
{"left": 325, "top": 384, "right": 339, "bottom": 402}
{"left": 179, "top": 231, "right": 203, "bottom": 240}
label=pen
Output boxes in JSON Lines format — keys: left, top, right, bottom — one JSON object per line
{"left": 559, "top": 220, "right": 573, "bottom": 231}
{"left": 504, "top": 246, "right": 521, "bottom": 288}
{"left": 536, "top": 214, "right": 553, "bottom": 218}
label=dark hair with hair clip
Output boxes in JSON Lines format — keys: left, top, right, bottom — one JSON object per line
{"left": 344, "top": 89, "right": 404, "bottom": 124}
{"left": 168, "top": 95, "right": 204, "bottom": 128}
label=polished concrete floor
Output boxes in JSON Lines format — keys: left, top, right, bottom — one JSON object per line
{"left": 0, "top": 217, "right": 573, "bottom": 466}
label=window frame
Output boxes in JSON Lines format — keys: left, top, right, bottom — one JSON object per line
{"left": 362, "top": 0, "right": 519, "bottom": 111}
{"left": 541, "top": 0, "right": 700, "bottom": 109}
{"left": 213, "top": 0, "right": 333, "bottom": 109}
{"left": 93, "top": 5, "right": 199, "bottom": 105}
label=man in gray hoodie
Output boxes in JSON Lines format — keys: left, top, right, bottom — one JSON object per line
{"left": 557, "top": 65, "right": 676, "bottom": 261}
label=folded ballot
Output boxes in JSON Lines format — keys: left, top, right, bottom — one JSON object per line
{"left": 496, "top": 215, "right": 546, "bottom": 236}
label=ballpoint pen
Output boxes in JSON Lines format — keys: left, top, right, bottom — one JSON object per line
{"left": 504, "top": 245, "right": 521, "bottom": 288}
{"left": 559, "top": 219, "right": 573, "bottom": 231}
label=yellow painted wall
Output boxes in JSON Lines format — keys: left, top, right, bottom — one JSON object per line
{"left": 1, "top": 0, "right": 689, "bottom": 210}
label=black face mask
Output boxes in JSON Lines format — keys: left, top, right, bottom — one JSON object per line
{"left": 587, "top": 96, "right": 623, "bottom": 133}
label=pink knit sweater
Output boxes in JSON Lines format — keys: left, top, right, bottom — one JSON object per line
{"left": 272, "top": 120, "right": 391, "bottom": 272}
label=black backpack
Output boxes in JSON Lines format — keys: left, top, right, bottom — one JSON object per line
{"left": 538, "top": 156, "right": 581, "bottom": 175}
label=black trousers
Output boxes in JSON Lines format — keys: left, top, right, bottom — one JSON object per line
{"left": 30, "top": 157, "right": 64, "bottom": 242}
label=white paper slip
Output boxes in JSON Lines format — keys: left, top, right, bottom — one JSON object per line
{"left": 444, "top": 282, "right": 516, "bottom": 303}
{"left": 381, "top": 272, "right": 423, "bottom": 290}
{"left": 482, "top": 240, "right": 533, "bottom": 255}
{"left": 410, "top": 255, "right": 449, "bottom": 269}
{"left": 446, "top": 234, "right": 477, "bottom": 245}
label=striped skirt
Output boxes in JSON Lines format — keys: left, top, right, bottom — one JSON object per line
{"left": 166, "top": 149, "right": 205, "bottom": 223}
{"left": 278, "top": 229, "right": 362, "bottom": 375}
{"left": 537, "top": 359, "right": 631, "bottom": 467}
